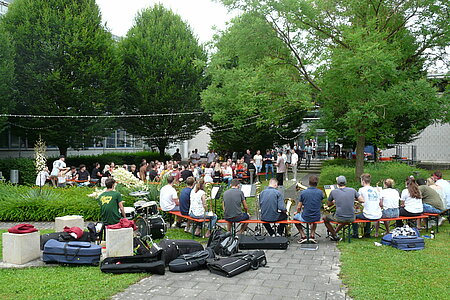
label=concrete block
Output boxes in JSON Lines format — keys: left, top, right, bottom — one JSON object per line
{"left": 106, "top": 227, "right": 133, "bottom": 257}
{"left": 55, "top": 215, "right": 84, "bottom": 232}
{"left": 2, "top": 231, "right": 40, "bottom": 265}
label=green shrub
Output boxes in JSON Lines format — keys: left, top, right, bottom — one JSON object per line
{"left": 322, "top": 158, "right": 356, "bottom": 167}
{"left": 0, "top": 158, "right": 35, "bottom": 185}
{"left": 318, "top": 162, "right": 427, "bottom": 189}
{"left": 0, "top": 184, "right": 100, "bottom": 221}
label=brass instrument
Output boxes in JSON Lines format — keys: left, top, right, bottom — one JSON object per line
{"left": 254, "top": 182, "right": 262, "bottom": 235}
{"left": 284, "top": 197, "right": 296, "bottom": 236}
{"left": 296, "top": 183, "right": 308, "bottom": 192}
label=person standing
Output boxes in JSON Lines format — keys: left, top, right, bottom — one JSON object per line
{"left": 50, "top": 155, "right": 67, "bottom": 187}
{"left": 304, "top": 143, "right": 313, "bottom": 169}
{"left": 290, "top": 149, "right": 298, "bottom": 182}
{"left": 253, "top": 150, "right": 263, "bottom": 175}
{"left": 172, "top": 148, "right": 182, "bottom": 162}
{"left": 36, "top": 166, "right": 50, "bottom": 187}
{"left": 283, "top": 150, "right": 289, "bottom": 181}
{"left": 243, "top": 149, "right": 252, "bottom": 166}
{"left": 275, "top": 151, "right": 286, "bottom": 187}
{"left": 97, "top": 178, "right": 126, "bottom": 226}
{"left": 190, "top": 149, "right": 201, "bottom": 165}
{"left": 259, "top": 178, "right": 287, "bottom": 236}
{"left": 293, "top": 175, "right": 324, "bottom": 243}
{"left": 263, "top": 149, "right": 274, "bottom": 181}
{"left": 223, "top": 179, "right": 250, "bottom": 233}
{"left": 207, "top": 149, "right": 216, "bottom": 164}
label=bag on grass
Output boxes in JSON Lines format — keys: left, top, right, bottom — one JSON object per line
{"left": 168, "top": 247, "right": 215, "bottom": 273}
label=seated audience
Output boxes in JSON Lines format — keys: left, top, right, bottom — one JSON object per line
{"left": 91, "top": 162, "right": 102, "bottom": 185}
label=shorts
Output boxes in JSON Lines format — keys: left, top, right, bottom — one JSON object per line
{"left": 293, "top": 213, "right": 320, "bottom": 223}
{"left": 324, "top": 214, "right": 354, "bottom": 223}
{"left": 382, "top": 208, "right": 399, "bottom": 218}
{"left": 225, "top": 213, "right": 249, "bottom": 223}
{"left": 170, "top": 206, "right": 180, "bottom": 212}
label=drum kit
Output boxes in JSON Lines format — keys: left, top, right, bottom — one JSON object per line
{"left": 127, "top": 191, "right": 166, "bottom": 240}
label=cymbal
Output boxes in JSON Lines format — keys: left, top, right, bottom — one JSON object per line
{"left": 129, "top": 191, "right": 150, "bottom": 196}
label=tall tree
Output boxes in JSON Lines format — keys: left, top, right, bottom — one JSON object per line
{"left": 0, "top": 27, "right": 15, "bottom": 131}
{"left": 119, "top": 4, "right": 207, "bottom": 155}
{"left": 222, "top": 0, "right": 449, "bottom": 177}
{"left": 2, "top": 0, "right": 120, "bottom": 156}
{"left": 201, "top": 13, "right": 311, "bottom": 150}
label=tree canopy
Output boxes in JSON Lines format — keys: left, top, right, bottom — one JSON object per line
{"left": 0, "top": 27, "right": 15, "bottom": 131}
{"left": 221, "top": 0, "right": 450, "bottom": 176}
{"left": 1, "top": 0, "right": 121, "bottom": 156}
{"left": 201, "top": 13, "right": 311, "bottom": 151}
{"left": 118, "top": 4, "right": 207, "bottom": 154}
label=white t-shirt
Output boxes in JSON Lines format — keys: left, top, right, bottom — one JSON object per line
{"left": 189, "top": 189, "right": 206, "bottom": 216}
{"left": 435, "top": 179, "right": 450, "bottom": 207}
{"left": 159, "top": 185, "right": 178, "bottom": 211}
{"left": 51, "top": 159, "right": 66, "bottom": 176}
{"left": 359, "top": 186, "right": 382, "bottom": 219}
{"left": 253, "top": 155, "right": 263, "bottom": 167}
{"left": 204, "top": 168, "right": 214, "bottom": 183}
{"left": 207, "top": 152, "right": 216, "bottom": 163}
{"left": 401, "top": 189, "right": 423, "bottom": 213}
{"left": 291, "top": 153, "right": 299, "bottom": 165}
{"left": 381, "top": 188, "right": 400, "bottom": 209}
{"left": 35, "top": 171, "right": 49, "bottom": 186}
{"left": 223, "top": 166, "right": 233, "bottom": 178}
{"left": 190, "top": 153, "right": 201, "bottom": 164}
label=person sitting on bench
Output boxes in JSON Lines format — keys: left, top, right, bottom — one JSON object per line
{"left": 189, "top": 178, "right": 218, "bottom": 238}
{"left": 323, "top": 176, "right": 364, "bottom": 241}
{"left": 180, "top": 177, "right": 195, "bottom": 233}
{"left": 293, "top": 175, "right": 324, "bottom": 244}
{"left": 160, "top": 175, "right": 182, "bottom": 228}
{"left": 223, "top": 179, "right": 250, "bottom": 233}
{"left": 353, "top": 173, "right": 382, "bottom": 238}
{"left": 259, "top": 178, "right": 287, "bottom": 236}
{"left": 396, "top": 176, "right": 423, "bottom": 227}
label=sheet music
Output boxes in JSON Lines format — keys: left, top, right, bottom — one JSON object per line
{"left": 211, "top": 186, "right": 220, "bottom": 199}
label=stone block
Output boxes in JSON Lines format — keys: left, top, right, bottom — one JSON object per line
{"left": 2, "top": 231, "right": 40, "bottom": 265}
{"left": 106, "top": 227, "right": 133, "bottom": 257}
{"left": 55, "top": 215, "right": 84, "bottom": 232}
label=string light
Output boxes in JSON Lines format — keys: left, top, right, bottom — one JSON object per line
{"left": 0, "top": 111, "right": 207, "bottom": 118}
{"left": 7, "top": 122, "right": 58, "bottom": 130}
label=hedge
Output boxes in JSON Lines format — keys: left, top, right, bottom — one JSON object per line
{"left": 318, "top": 162, "right": 429, "bottom": 189}
{"left": 0, "top": 151, "right": 170, "bottom": 186}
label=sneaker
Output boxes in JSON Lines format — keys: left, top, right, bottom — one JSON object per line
{"left": 438, "top": 217, "right": 446, "bottom": 226}
{"left": 291, "top": 178, "right": 296, "bottom": 181}
{"left": 297, "top": 238, "right": 307, "bottom": 244}
{"left": 184, "top": 226, "right": 191, "bottom": 233}
{"left": 309, "top": 238, "right": 318, "bottom": 244}
{"left": 275, "top": 233, "right": 281, "bottom": 237}
{"left": 330, "top": 235, "right": 342, "bottom": 242}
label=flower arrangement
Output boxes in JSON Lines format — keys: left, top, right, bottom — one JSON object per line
{"left": 111, "top": 168, "right": 148, "bottom": 191}
{"left": 34, "top": 136, "right": 47, "bottom": 174}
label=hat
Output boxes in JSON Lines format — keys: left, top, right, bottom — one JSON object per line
{"left": 336, "top": 176, "right": 347, "bottom": 185}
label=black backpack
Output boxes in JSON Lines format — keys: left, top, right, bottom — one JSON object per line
{"left": 208, "top": 228, "right": 239, "bottom": 256}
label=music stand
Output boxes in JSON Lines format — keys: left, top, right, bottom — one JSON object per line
{"left": 240, "top": 184, "right": 256, "bottom": 198}
{"left": 211, "top": 186, "right": 223, "bottom": 213}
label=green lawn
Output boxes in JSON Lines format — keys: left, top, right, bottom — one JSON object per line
{"left": 0, "top": 228, "right": 205, "bottom": 300}
{"left": 338, "top": 223, "right": 450, "bottom": 300}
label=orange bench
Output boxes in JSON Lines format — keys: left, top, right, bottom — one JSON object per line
{"left": 167, "top": 211, "right": 207, "bottom": 238}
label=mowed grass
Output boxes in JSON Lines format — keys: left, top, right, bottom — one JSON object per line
{"left": 0, "top": 227, "right": 205, "bottom": 300}
{"left": 338, "top": 223, "right": 450, "bottom": 300}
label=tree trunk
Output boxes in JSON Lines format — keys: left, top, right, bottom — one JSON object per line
{"left": 58, "top": 145, "right": 68, "bottom": 157}
{"left": 355, "top": 131, "right": 365, "bottom": 180}
{"left": 156, "top": 140, "right": 167, "bottom": 157}
{"left": 374, "top": 145, "right": 378, "bottom": 162}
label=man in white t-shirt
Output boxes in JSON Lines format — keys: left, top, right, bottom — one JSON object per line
{"left": 353, "top": 173, "right": 382, "bottom": 238}
{"left": 207, "top": 149, "right": 216, "bottom": 164}
{"left": 190, "top": 149, "right": 201, "bottom": 164}
{"left": 253, "top": 150, "right": 263, "bottom": 174}
{"left": 290, "top": 149, "right": 298, "bottom": 182}
{"left": 159, "top": 176, "right": 182, "bottom": 227}
{"left": 50, "top": 155, "right": 67, "bottom": 187}
{"left": 434, "top": 171, "right": 450, "bottom": 208}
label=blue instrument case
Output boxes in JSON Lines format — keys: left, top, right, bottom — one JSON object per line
{"left": 43, "top": 239, "right": 101, "bottom": 265}
{"left": 391, "top": 235, "right": 425, "bottom": 251}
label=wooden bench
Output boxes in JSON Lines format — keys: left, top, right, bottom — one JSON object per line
{"left": 424, "top": 209, "right": 449, "bottom": 233}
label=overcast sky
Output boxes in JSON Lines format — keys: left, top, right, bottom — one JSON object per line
{"left": 96, "top": 0, "right": 238, "bottom": 43}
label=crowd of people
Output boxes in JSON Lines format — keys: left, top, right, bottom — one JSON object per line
{"left": 36, "top": 143, "right": 320, "bottom": 188}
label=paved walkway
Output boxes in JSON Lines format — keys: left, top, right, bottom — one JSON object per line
{"left": 113, "top": 173, "right": 351, "bottom": 300}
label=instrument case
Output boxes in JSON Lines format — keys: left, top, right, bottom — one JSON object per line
{"left": 100, "top": 250, "right": 165, "bottom": 275}
{"left": 43, "top": 239, "right": 101, "bottom": 265}
{"left": 151, "top": 239, "right": 204, "bottom": 265}
{"left": 168, "top": 247, "right": 215, "bottom": 273}
{"left": 206, "top": 250, "right": 267, "bottom": 277}
{"left": 238, "top": 235, "right": 289, "bottom": 250}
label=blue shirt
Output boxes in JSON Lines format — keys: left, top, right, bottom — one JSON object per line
{"left": 179, "top": 187, "right": 192, "bottom": 215}
{"left": 259, "top": 187, "right": 285, "bottom": 221}
{"left": 298, "top": 187, "right": 324, "bottom": 222}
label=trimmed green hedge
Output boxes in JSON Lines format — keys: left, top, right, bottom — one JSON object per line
{"left": 318, "top": 162, "right": 428, "bottom": 189}
{"left": 0, "top": 151, "right": 170, "bottom": 185}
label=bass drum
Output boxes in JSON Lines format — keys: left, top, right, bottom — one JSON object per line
{"left": 136, "top": 216, "right": 166, "bottom": 240}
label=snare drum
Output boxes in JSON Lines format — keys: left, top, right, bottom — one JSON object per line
{"left": 135, "top": 215, "right": 166, "bottom": 240}
{"left": 147, "top": 201, "right": 158, "bottom": 215}
{"left": 123, "top": 207, "right": 135, "bottom": 220}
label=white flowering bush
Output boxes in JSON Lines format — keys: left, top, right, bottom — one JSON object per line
{"left": 111, "top": 168, "right": 148, "bottom": 191}
{"left": 34, "top": 136, "right": 47, "bottom": 174}
{"left": 87, "top": 188, "right": 106, "bottom": 198}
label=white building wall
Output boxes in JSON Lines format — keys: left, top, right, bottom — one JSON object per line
{"left": 382, "top": 123, "right": 450, "bottom": 162}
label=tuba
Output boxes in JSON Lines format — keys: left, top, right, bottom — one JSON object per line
{"left": 284, "top": 198, "right": 296, "bottom": 236}
{"left": 254, "top": 182, "right": 263, "bottom": 235}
